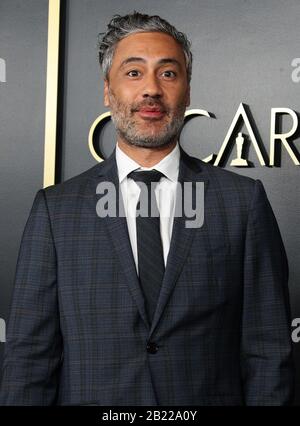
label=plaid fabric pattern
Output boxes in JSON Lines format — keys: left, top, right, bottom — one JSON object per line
{"left": 0, "top": 147, "right": 294, "bottom": 405}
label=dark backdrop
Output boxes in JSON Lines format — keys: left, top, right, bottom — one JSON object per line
{"left": 1, "top": 0, "right": 299, "bottom": 404}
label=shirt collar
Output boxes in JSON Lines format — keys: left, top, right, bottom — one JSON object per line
{"left": 115, "top": 142, "right": 180, "bottom": 183}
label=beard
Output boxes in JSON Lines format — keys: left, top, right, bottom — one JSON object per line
{"left": 108, "top": 88, "right": 186, "bottom": 148}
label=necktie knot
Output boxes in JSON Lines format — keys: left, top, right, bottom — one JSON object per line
{"left": 128, "top": 169, "right": 165, "bottom": 189}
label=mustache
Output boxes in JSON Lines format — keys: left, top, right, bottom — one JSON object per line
{"left": 131, "top": 99, "right": 169, "bottom": 113}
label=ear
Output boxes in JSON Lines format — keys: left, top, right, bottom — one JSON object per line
{"left": 103, "top": 79, "right": 110, "bottom": 107}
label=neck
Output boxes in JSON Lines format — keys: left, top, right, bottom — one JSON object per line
{"left": 117, "top": 139, "right": 177, "bottom": 167}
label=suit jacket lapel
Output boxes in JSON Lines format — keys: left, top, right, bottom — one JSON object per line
{"left": 149, "top": 146, "right": 209, "bottom": 337}
{"left": 92, "top": 148, "right": 151, "bottom": 330}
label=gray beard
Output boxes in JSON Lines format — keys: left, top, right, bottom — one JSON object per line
{"left": 114, "top": 118, "right": 184, "bottom": 148}
{"left": 111, "top": 113, "right": 185, "bottom": 148}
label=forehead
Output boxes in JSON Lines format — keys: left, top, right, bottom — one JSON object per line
{"left": 112, "top": 32, "right": 186, "bottom": 65}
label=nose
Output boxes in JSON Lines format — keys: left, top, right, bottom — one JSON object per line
{"left": 142, "top": 73, "right": 163, "bottom": 99}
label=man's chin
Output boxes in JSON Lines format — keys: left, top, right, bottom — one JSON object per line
{"left": 121, "top": 134, "right": 177, "bottom": 148}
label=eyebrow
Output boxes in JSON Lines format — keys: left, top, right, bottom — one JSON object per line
{"left": 120, "top": 57, "right": 182, "bottom": 68}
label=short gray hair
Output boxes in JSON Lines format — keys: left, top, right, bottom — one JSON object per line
{"left": 97, "top": 11, "right": 193, "bottom": 83}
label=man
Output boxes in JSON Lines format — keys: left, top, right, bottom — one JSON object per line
{"left": 0, "top": 11, "right": 294, "bottom": 405}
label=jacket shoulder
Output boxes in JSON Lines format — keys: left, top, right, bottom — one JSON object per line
{"left": 42, "top": 161, "right": 106, "bottom": 197}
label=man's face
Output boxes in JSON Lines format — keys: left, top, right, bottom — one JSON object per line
{"left": 104, "top": 32, "right": 190, "bottom": 148}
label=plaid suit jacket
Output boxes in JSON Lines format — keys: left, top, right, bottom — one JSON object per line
{"left": 0, "top": 147, "right": 294, "bottom": 405}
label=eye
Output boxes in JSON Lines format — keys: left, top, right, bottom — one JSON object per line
{"left": 127, "top": 70, "right": 141, "bottom": 77}
{"left": 161, "top": 70, "right": 177, "bottom": 78}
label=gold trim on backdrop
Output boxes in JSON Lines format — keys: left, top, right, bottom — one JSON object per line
{"left": 43, "top": 0, "right": 61, "bottom": 188}
{"left": 184, "top": 109, "right": 211, "bottom": 119}
{"left": 88, "top": 111, "right": 111, "bottom": 163}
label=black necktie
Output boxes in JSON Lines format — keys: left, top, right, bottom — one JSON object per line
{"left": 128, "top": 169, "right": 165, "bottom": 323}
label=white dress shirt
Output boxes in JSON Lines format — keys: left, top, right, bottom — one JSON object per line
{"left": 115, "top": 142, "right": 180, "bottom": 274}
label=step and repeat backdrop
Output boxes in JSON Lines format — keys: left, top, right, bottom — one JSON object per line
{"left": 1, "top": 0, "right": 300, "bottom": 404}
